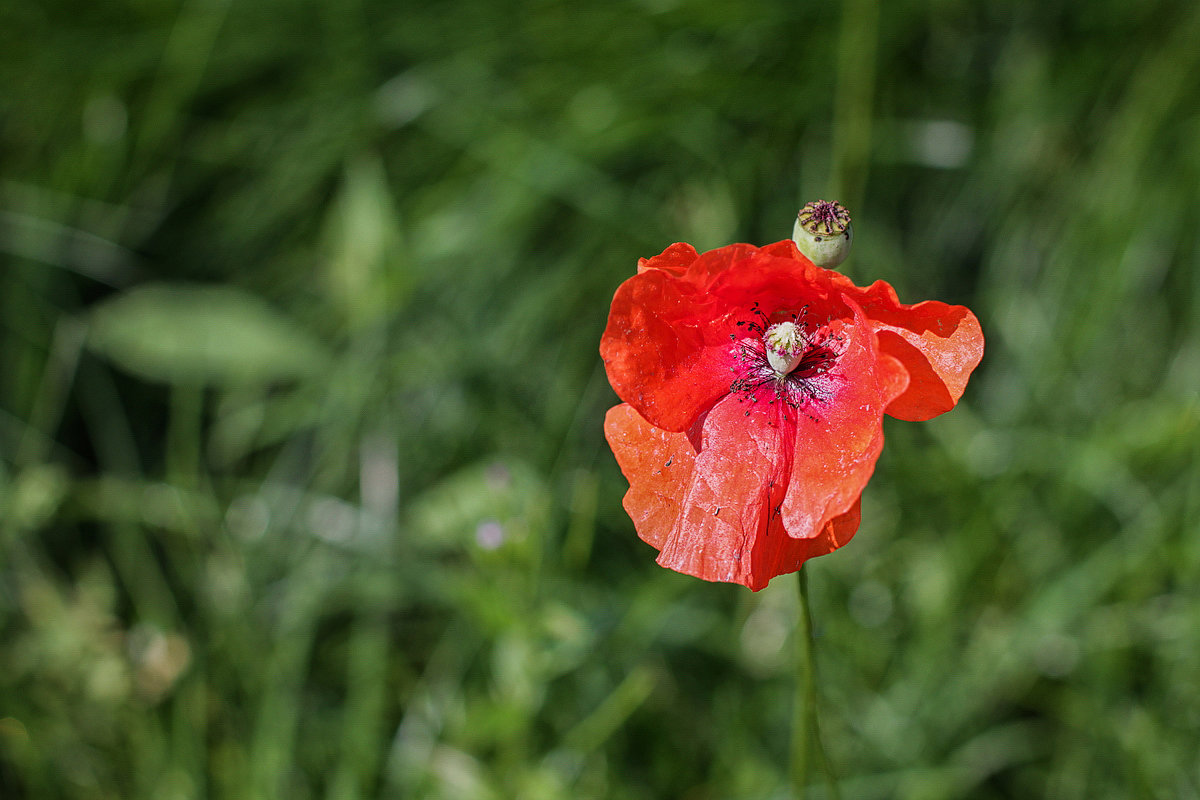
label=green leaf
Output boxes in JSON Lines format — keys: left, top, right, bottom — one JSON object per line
{"left": 88, "top": 283, "right": 328, "bottom": 386}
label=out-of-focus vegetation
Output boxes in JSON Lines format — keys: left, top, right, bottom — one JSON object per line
{"left": 3, "top": 1, "right": 1200, "bottom": 797}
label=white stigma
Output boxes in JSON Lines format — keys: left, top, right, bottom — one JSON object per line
{"left": 763, "top": 322, "right": 806, "bottom": 375}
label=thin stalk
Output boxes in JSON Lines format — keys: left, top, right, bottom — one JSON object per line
{"left": 791, "top": 566, "right": 841, "bottom": 800}
{"left": 829, "top": 0, "right": 879, "bottom": 215}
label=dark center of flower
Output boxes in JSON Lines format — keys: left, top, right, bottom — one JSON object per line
{"left": 729, "top": 304, "right": 842, "bottom": 419}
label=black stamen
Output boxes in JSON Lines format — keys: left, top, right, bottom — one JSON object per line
{"left": 727, "top": 306, "right": 844, "bottom": 418}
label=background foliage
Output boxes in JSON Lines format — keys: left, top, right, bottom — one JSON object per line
{"left": 3, "top": 1, "right": 1200, "bottom": 798}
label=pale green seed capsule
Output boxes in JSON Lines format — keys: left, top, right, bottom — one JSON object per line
{"left": 792, "top": 200, "right": 853, "bottom": 269}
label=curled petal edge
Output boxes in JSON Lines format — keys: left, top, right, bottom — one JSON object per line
{"left": 837, "top": 280, "right": 984, "bottom": 422}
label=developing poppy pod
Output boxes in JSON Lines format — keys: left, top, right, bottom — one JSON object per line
{"left": 600, "top": 237, "right": 983, "bottom": 590}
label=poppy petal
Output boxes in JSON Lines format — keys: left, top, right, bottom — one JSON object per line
{"left": 637, "top": 242, "right": 698, "bottom": 276}
{"left": 603, "top": 403, "right": 698, "bottom": 551}
{"left": 605, "top": 400, "right": 865, "bottom": 591}
{"left": 781, "top": 301, "right": 910, "bottom": 537}
{"left": 600, "top": 268, "right": 740, "bottom": 432}
{"left": 849, "top": 281, "right": 985, "bottom": 421}
{"left": 654, "top": 393, "right": 796, "bottom": 589}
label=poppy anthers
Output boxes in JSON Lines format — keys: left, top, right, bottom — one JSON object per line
{"left": 601, "top": 217, "right": 983, "bottom": 591}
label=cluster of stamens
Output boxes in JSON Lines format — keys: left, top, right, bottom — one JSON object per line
{"left": 728, "top": 303, "right": 843, "bottom": 421}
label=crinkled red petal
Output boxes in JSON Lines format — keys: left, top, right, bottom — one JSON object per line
{"left": 655, "top": 393, "right": 797, "bottom": 590}
{"left": 600, "top": 269, "right": 737, "bottom": 432}
{"left": 780, "top": 301, "right": 910, "bottom": 537}
{"left": 604, "top": 362, "right": 888, "bottom": 587}
{"left": 636, "top": 242, "right": 698, "bottom": 276}
{"left": 603, "top": 403, "right": 699, "bottom": 551}
{"left": 705, "top": 259, "right": 843, "bottom": 317}
{"left": 651, "top": 239, "right": 823, "bottom": 294}
{"left": 609, "top": 402, "right": 864, "bottom": 592}
{"left": 605, "top": 391, "right": 874, "bottom": 591}
{"left": 680, "top": 243, "right": 764, "bottom": 289}
{"left": 845, "top": 280, "right": 984, "bottom": 421}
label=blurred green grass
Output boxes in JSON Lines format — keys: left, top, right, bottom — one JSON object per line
{"left": 3, "top": 1, "right": 1200, "bottom": 798}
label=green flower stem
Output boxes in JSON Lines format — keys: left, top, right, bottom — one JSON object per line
{"left": 830, "top": 0, "right": 879, "bottom": 213}
{"left": 791, "top": 566, "right": 841, "bottom": 800}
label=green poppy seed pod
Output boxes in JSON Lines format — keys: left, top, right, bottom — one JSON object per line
{"left": 792, "top": 200, "right": 852, "bottom": 269}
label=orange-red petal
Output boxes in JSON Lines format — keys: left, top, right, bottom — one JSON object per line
{"left": 834, "top": 280, "right": 984, "bottom": 421}
{"left": 603, "top": 402, "right": 699, "bottom": 551}
{"left": 636, "top": 242, "right": 698, "bottom": 276}
{"left": 780, "top": 301, "right": 910, "bottom": 536}
{"left": 599, "top": 268, "right": 735, "bottom": 432}
{"left": 605, "top": 400, "right": 867, "bottom": 591}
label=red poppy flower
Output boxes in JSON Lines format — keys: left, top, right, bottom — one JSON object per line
{"left": 601, "top": 239, "right": 983, "bottom": 590}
